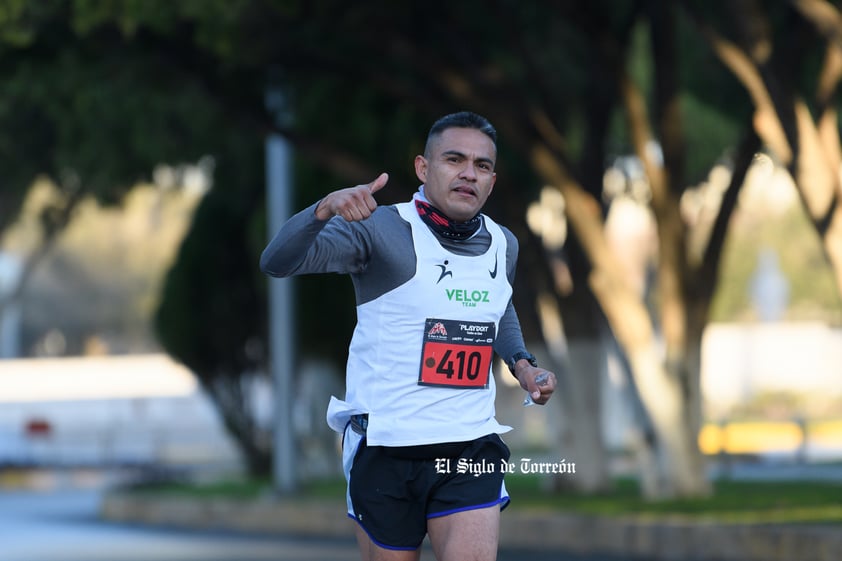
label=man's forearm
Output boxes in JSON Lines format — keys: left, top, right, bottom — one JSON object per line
{"left": 494, "top": 302, "right": 529, "bottom": 372}
{"left": 260, "top": 201, "right": 329, "bottom": 277}
{"left": 260, "top": 200, "right": 375, "bottom": 278}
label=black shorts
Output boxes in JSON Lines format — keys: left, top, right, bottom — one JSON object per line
{"left": 342, "top": 427, "right": 511, "bottom": 550}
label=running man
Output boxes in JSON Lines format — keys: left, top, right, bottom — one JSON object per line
{"left": 260, "top": 111, "right": 556, "bottom": 561}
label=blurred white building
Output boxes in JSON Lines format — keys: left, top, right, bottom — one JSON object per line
{"left": 0, "top": 354, "right": 241, "bottom": 471}
{"left": 701, "top": 322, "right": 842, "bottom": 415}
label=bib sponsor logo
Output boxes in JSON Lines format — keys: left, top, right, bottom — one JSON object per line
{"left": 459, "top": 323, "right": 493, "bottom": 342}
{"left": 427, "top": 322, "right": 448, "bottom": 339}
{"left": 445, "top": 288, "right": 490, "bottom": 307}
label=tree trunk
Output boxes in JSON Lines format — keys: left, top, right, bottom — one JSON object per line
{"left": 492, "top": 169, "right": 613, "bottom": 494}
{"left": 533, "top": 287, "right": 611, "bottom": 493}
{"left": 205, "top": 377, "right": 272, "bottom": 477}
{"left": 555, "top": 338, "right": 611, "bottom": 493}
{"left": 623, "top": 346, "right": 709, "bottom": 498}
{"left": 530, "top": 145, "right": 710, "bottom": 498}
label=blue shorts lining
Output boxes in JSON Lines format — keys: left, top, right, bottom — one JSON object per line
{"left": 427, "top": 496, "right": 509, "bottom": 520}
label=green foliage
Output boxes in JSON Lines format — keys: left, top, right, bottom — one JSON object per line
{"left": 680, "top": 93, "right": 744, "bottom": 184}
{"left": 0, "top": 30, "right": 226, "bottom": 222}
{"left": 675, "top": 7, "right": 753, "bottom": 184}
{"left": 155, "top": 133, "right": 266, "bottom": 381}
{"left": 155, "top": 191, "right": 264, "bottom": 378}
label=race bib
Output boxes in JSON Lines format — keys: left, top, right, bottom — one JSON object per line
{"left": 418, "top": 318, "right": 495, "bottom": 389}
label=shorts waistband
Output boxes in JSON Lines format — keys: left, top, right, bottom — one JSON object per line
{"left": 383, "top": 440, "right": 472, "bottom": 460}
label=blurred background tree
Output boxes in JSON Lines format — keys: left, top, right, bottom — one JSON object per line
{"left": 1, "top": 0, "right": 841, "bottom": 498}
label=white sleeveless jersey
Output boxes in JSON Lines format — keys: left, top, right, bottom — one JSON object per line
{"left": 326, "top": 200, "right": 514, "bottom": 446}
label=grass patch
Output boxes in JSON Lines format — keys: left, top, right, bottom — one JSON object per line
{"left": 125, "top": 475, "right": 344, "bottom": 502}
{"left": 125, "top": 476, "right": 273, "bottom": 500}
{"left": 123, "top": 476, "right": 842, "bottom": 525}
{"left": 505, "top": 476, "right": 842, "bottom": 524}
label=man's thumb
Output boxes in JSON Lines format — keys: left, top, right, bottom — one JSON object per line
{"left": 369, "top": 172, "right": 389, "bottom": 193}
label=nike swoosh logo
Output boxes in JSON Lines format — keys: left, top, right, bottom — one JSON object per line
{"left": 489, "top": 254, "right": 498, "bottom": 279}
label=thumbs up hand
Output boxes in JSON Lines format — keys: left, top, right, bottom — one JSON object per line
{"left": 314, "top": 173, "right": 389, "bottom": 222}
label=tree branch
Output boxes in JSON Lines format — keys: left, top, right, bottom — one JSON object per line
{"left": 681, "top": 1, "right": 793, "bottom": 164}
{"left": 789, "top": 0, "right": 842, "bottom": 50}
{"left": 642, "top": 0, "right": 689, "bottom": 357}
{"left": 618, "top": 69, "right": 667, "bottom": 206}
{"left": 699, "top": 126, "right": 761, "bottom": 299}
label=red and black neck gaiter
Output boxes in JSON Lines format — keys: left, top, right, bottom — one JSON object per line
{"left": 414, "top": 199, "right": 482, "bottom": 241}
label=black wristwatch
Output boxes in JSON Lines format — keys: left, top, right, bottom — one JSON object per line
{"left": 508, "top": 351, "right": 537, "bottom": 376}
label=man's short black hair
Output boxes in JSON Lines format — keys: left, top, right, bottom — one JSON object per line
{"left": 426, "top": 111, "right": 497, "bottom": 147}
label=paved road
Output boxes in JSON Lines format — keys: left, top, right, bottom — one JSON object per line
{"left": 0, "top": 487, "right": 638, "bottom": 561}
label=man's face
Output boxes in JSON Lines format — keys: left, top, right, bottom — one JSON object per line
{"left": 414, "top": 127, "right": 497, "bottom": 223}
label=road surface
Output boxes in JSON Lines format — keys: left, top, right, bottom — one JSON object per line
{"left": 0, "top": 486, "right": 639, "bottom": 561}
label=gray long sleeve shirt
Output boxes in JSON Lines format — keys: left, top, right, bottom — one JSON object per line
{"left": 260, "top": 199, "right": 529, "bottom": 369}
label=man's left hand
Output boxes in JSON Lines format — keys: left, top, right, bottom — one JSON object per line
{"left": 514, "top": 362, "right": 556, "bottom": 405}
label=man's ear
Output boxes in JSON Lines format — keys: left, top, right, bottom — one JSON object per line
{"left": 414, "top": 155, "right": 427, "bottom": 183}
